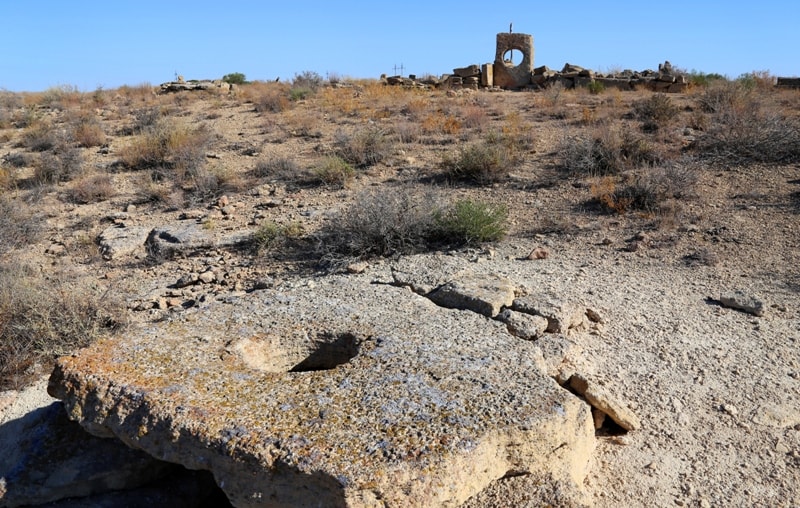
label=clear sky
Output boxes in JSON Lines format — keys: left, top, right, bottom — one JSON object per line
{"left": 1, "top": 1, "right": 797, "bottom": 92}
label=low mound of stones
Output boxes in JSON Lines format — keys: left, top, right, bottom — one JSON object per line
{"left": 385, "top": 61, "right": 689, "bottom": 92}
{"left": 5, "top": 254, "right": 643, "bottom": 506}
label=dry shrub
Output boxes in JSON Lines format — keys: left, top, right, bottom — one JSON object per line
{"left": 283, "top": 109, "right": 321, "bottom": 138}
{"left": 394, "top": 122, "right": 421, "bottom": 144}
{"left": 252, "top": 156, "right": 300, "bottom": 180}
{"left": 403, "top": 98, "right": 430, "bottom": 120}
{"left": 633, "top": 93, "right": 680, "bottom": 132}
{"left": 462, "top": 105, "right": 489, "bottom": 130}
{"left": 34, "top": 146, "right": 83, "bottom": 184}
{"left": 692, "top": 83, "right": 800, "bottom": 164}
{"left": 319, "top": 87, "right": 360, "bottom": 117}
{"left": 315, "top": 186, "right": 442, "bottom": 264}
{"left": 440, "top": 137, "right": 520, "bottom": 184}
{"left": 252, "top": 84, "right": 291, "bottom": 113}
{"left": 590, "top": 159, "right": 697, "bottom": 214}
{"left": 118, "top": 118, "right": 212, "bottom": 171}
{"left": 333, "top": 127, "right": 393, "bottom": 167}
{"left": 67, "top": 173, "right": 115, "bottom": 204}
{"left": 421, "top": 111, "right": 461, "bottom": 135}
{"left": 115, "top": 83, "right": 156, "bottom": 106}
{"left": 560, "top": 126, "right": 659, "bottom": 176}
{"left": 21, "top": 120, "right": 59, "bottom": 151}
{"left": 70, "top": 111, "right": 106, "bottom": 147}
{"left": 183, "top": 164, "right": 245, "bottom": 203}
{"left": 0, "top": 194, "right": 41, "bottom": 254}
{"left": 0, "top": 261, "right": 126, "bottom": 389}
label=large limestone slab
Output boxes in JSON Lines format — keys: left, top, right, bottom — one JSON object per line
{"left": 48, "top": 276, "right": 594, "bottom": 507}
{"left": 145, "top": 223, "right": 253, "bottom": 259}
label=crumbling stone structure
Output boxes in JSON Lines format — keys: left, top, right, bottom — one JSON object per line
{"left": 493, "top": 32, "right": 534, "bottom": 88}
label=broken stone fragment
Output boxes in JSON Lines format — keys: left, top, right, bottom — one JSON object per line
{"left": 569, "top": 374, "right": 641, "bottom": 431}
{"left": 427, "top": 273, "right": 517, "bottom": 317}
{"left": 718, "top": 290, "right": 766, "bottom": 316}
{"left": 512, "top": 296, "right": 587, "bottom": 333}
{"left": 496, "top": 309, "right": 549, "bottom": 340}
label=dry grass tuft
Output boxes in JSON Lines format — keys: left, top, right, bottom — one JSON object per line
{"left": 0, "top": 261, "right": 126, "bottom": 390}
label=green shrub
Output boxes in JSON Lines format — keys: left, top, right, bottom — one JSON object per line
{"left": 313, "top": 155, "right": 354, "bottom": 187}
{"left": 290, "top": 71, "right": 324, "bottom": 101}
{"left": 686, "top": 70, "right": 727, "bottom": 88}
{"left": 433, "top": 199, "right": 508, "bottom": 245}
{"left": 440, "top": 140, "right": 517, "bottom": 184}
{"left": 222, "top": 72, "right": 247, "bottom": 85}
{"left": 253, "top": 220, "right": 304, "bottom": 253}
{"left": 587, "top": 80, "right": 605, "bottom": 95}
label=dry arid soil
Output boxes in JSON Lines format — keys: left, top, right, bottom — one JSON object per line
{"left": 1, "top": 76, "right": 799, "bottom": 506}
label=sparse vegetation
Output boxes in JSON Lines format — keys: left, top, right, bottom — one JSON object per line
{"left": 118, "top": 118, "right": 213, "bottom": 172}
{"left": 315, "top": 187, "right": 442, "bottom": 264}
{"left": 333, "top": 127, "right": 393, "bottom": 168}
{"left": 633, "top": 93, "right": 679, "bottom": 131}
{"left": 560, "top": 127, "right": 659, "bottom": 176}
{"left": 433, "top": 198, "right": 508, "bottom": 244}
{"left": 222, "top": 72, "right": 247, "bottom": 85}
{"left": 0, "top": 261, "right": 126, "bottom": 390}
{"left": 691, "top": 82, "right": 800, "bottom": 165}
{"left": 440, "top": 132, "right": 523, "bottom": 184}
{"left": 313, "top": 155, "right": 354, "bottom": 187}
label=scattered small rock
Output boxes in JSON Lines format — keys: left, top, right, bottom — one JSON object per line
{"left": 347, "top": 262, "right": 368, "bottom": 274}
{"left": 198, "top": 271, "right": 216, "bottom": 284}
{"left": 496, "top": 309, "right": 549, "bottom": 340}
{"left": 718, "top": 290, "right": 766, "bottom": 316}
{"left": 585, "top": 308, "right": 605, "bottom": 324}
{"left": 525, "top": 247, "right": 550, "bottom": 260}
{"left": 175, "top": 273, "right": 199, "bottom": 288}
{"left": 569, "top": 374, "right": 641, "bottom": 431}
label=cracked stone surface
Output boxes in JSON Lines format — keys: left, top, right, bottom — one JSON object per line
{"left": 48, "top": 275, "right": 595, "bottom": 507}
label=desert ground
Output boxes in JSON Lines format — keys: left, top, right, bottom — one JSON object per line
{"left": 1, "top": 73, "right": 799, "bottom": 506}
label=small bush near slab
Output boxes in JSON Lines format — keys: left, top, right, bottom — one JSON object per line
{"left": 67, "top": 173, "right": 115, "bottom": 204}
{"left": 0, "top": 261, "right": 126, "bottom": 390}
{"left": 433, "top": 199, "right": 508, "bottom": 245}
{"left": 316, "top": 187, "right": 442, "bottom": 264}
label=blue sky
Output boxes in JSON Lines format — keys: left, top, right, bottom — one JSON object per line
{"left": 1, "top": 1, "right": 798, "bottom": 92}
